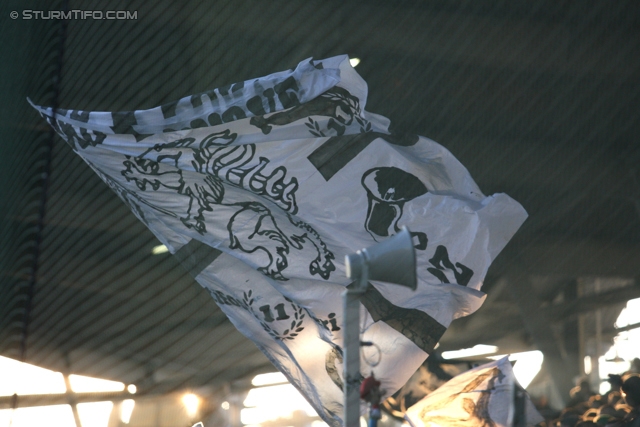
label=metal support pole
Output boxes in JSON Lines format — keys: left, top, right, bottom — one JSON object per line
{"left": 63, "top": 374, "right": 82, "bottom": 427}
{"left": 343, "top": 261, "right": 368, "bottom": 427}
{"left": 594, "top": 279, "right": 602, "bottom": 392}
{"left": 342, "top": 227, "right": 416, "bottom": 426}
{"left": 513, "top": 384, "right": 526, "bottom": 427}
{"left": 507, "top": 275, "right": 575, "bottom": 405}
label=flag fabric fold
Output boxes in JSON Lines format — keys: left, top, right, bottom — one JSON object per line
{"left": 31, "top": 55, "right": 527, "bottom": 426}
{"left": 404, "top": 357, "right": 544, "bottom": 427}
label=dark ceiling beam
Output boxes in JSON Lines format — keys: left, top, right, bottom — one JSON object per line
{"left": 443, "top": 279, "right": 639, "bottom": 350}
{"left": 493, "top": 238, "right": 640, "bottom": 278}
{"left": 608, "top": 321, "right": 640, "bottom": 334}
{"left": 544, "top": 282, "right": 640, "bottom": 322}
{"left": 21, "top": 317, "right": 253, "bottom": 381}
{"left": 0, "top": 391, "right": 137, "bottom": 410}
{"left": 506, "top": 275, "right": 575, "bottom": 404}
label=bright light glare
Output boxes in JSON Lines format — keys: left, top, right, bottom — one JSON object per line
{"left": 152, "top": 244, "right": 169, "bottom": 255}
{"left": 584, "top": 356, "right": 592, "bottom": 375}
{"left": 349, "top": 58, "right": 361, "bottom": 67}
{"left": 488, "top": 351, "right": 544, "bottom": 388}
{"left": 0, "top": 405, "right": 74, "bottom": 427}
{"left": 120, "top": 399, "right": 135, "bottom": 424}
{"left": 596, "top": 297, "right": 640, "bottom": 384}
{"left": 77, "top": 401, "right": 113, "bottom": 427}
{"left": 0, "top": 358, "right": 125, "bottom": 427}
{"left": 0, "top": 356, "right": 66, "bottom": 396}
{"left": 182, "top": 393, "right": 200, "bottom": 418}
{"left": 510, "top": 351, "right": 544, "bottom": 388}
{"left": 441, "top": 344, "right": 498, "bottom": 359}
{"left": 127, "top": 384, "right": 137, "bottom": 394}
{"left": 312, "top": 421, "right": 330, "bottom": 427}
{"left": 615, "top": 297, "right": 640, "bottom": 329}
{"left": 251, "top": 372, "right": 287, "bottom": 386}
{"left": 221, "top": 401, "right": 230, "bottom": 410}
{"left": 69, "top": 374, "right": 125, "bottom": 393}
{"left": 599, "top": 351, "right": 629, "bottom": 377}
{"left": 242, "top": 384, "right": 317, "bottom": 425}
{"left": 610, "top": 298, "right": 640, "bottom": 360}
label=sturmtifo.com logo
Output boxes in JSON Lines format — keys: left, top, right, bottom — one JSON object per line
{"left": 10, "top": 10, "right": 137, "bottom": 20}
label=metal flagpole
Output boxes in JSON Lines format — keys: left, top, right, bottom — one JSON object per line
{"left": 343, "top": 227, "right": 417, "bottom": 427}
{"left": 343, "top": 261, "right": 368, "bottom": 427}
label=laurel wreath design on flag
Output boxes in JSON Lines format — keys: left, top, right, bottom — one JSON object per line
{"left": 242, "top": 290, "right": 306, "bottom": 341}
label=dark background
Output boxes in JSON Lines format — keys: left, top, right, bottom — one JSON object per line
{"left": 1, "top": 0, "right": 639, "bottom": 420}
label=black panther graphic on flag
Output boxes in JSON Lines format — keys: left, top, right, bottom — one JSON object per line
{"left": 31, "top": 55, "right": 527, "bottom": 427}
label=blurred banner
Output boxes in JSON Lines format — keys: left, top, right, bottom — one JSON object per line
{"left": 405, "top": 357, "right": 543, "bottom": 427}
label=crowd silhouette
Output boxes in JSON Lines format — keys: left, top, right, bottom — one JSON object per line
{"left": 535, "top": 359, "right": 640, "bottom": 427}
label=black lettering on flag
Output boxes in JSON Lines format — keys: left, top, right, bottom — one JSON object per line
{"left": 427, "top": 245, "right": 474, "bottom": 286}
{"left": 321, "top": 313, "right": 340, "bottom": 331}
{"left": 70, "top": 110, "right": 90, "bottom": 122}
{"left": 218, "top": 83, "right": 231, "bottom": 96}
{"left": 246, "top": 95, "right": 267, "bottom": 116}
{"left": 189, "top": 119, "right": 208, "bottom": 129}
{"left": 274, "top": 303, "right": 290, "bottom": 320}
{"left": 174, "top": 239, "right": 222, "bottom": 278}
{"left": 207, "top": 113, "right": 223, "bottom": 126}
{"left": 222, "top": 106, "right": 247, "bottom": 123}
{"left": 274, "top": 76, "right": 300, "bottom": 109}
{"left": 259, "top": 305, "right": 275, "bottom": 322}
{"left": 258, "top": 303, "right": 292, "bottom": 323}
{"left": 263, "top": 88, "right": 276, "bottom": 113}
{"left": 308, "top": 132, "right": 419, "bottom": 181}
{"left": 110, "top": 111, "right": 150, "bottom": 142}
{"left": 350, "top": 282, "right": 445, "bottom": 353}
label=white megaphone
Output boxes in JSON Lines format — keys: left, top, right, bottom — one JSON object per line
{"left": 341, "top": 226, "right": 418, "bottom": 427}
{"left": 345, "top": 226, "right": 417, "bottom": 290}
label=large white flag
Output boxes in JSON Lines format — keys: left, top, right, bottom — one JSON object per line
{"left": 31, "top": 55, "right": 527, "bottom": 426}
{"left": 404, "top": 357, "right": 544, "bottom": 427}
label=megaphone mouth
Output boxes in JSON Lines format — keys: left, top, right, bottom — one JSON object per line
{"left": 344, "top": 227, "right": 417, "bottom": 290}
